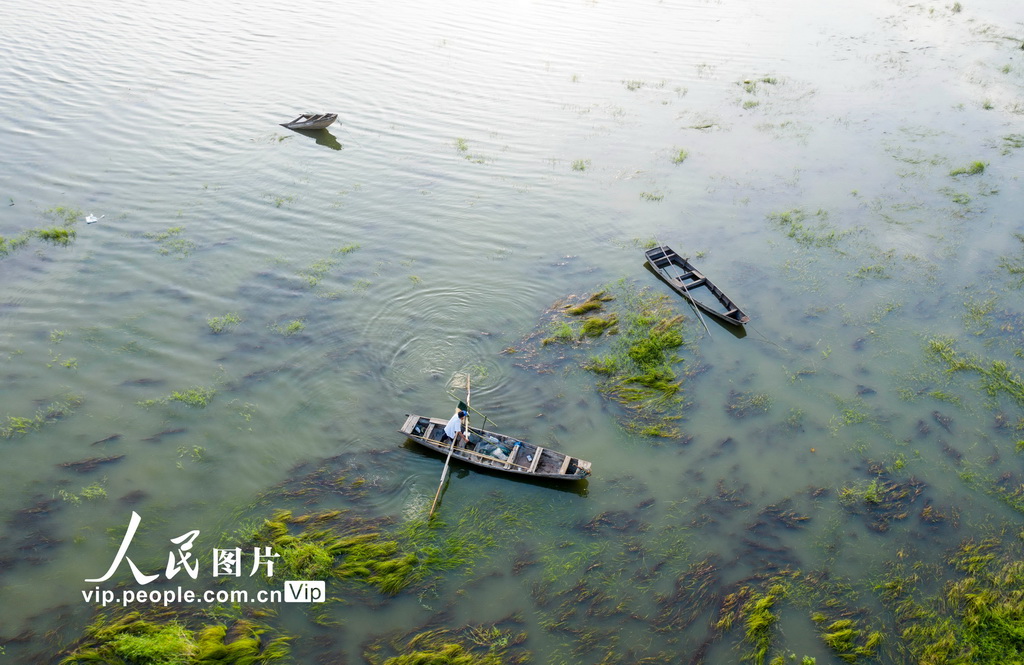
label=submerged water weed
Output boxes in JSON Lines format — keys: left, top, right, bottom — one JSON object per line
{"left": 207, "top": 312, "right": 242, "bottom": 334}
{"left": 170, "top": 387, "right": 216, "bottom": 408}
{"left": 44, "top": 205, "right": 85, "bottom": 226}
{"left": 365, "top": 625, "right": 523, "bottom": 665}
{"left": 252, "top": 502, "right": 526, "bottom": 595}
{"left": 256, "top": 509, "right": 416, "bottom": 592}
{"left": 138, "top": 386, "right": 216, "bottom": 409}
{"left": 997, "top": 233, "right": 1024, "bottom": 285}
{"left": 541, "top": 321, "right": 575, "bottom": 346}
{"left": 1, "top": 393, "right": 84, "bottom": 439}
{"left": 672, "top": 148, "right": 690, "bottom": 164}
{"left": 837, "top": 473, "right": 924, "bottom": 532}
{"left": 37, "top": 226, "right": 76, "bottom": 245}
{"left": 143, "top": 226, "right": 195, "bottom": 258}
{"left": 926, "top": 337, "right": 1024, "bottom": 407}
{"left": 0, "top": 230, "right": 34, "bottom": 257}
{"left": 882, "top": 536, "right": 1024, "bottom": 664}
{"left": 59, "top": 612, "right": 291, "bottom": 665}
{"left": 565, "top": 290, "right": 614, "bottom": 316}
{"left": 766, "top": 208, "right": 852, "bottom": 250}
{"left": 949, "top": 160, "right": 986, "bottom": 176}
{"left": 295, "top": 244, "right": 360, "bottom": 289}
{"left": 726, "top": 390, "right": 773, "bottom": 418}
{"left": 578, "top": 286, "right": 689, "bottom": 436}
{"left": 716, "top": 584, "right": 787, "bottom": 665}
{"left": 571, "top": 159, "right": 590, "bottom": 171}
{"left": 580, "top": 313, "right": 618, "bottom": 337}
{"left": 271, "top": 319, "right": 305, "bottom": 336}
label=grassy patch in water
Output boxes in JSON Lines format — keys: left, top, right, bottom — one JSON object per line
{"left": 726, "top": 390, "right": 773, "bottom": 418}
{"left": 766, "top": 208, "right": 852, "bottom": 249}
{"left": 581, "top": 286, "right": 689, "bottom": 436}
{"left": 59, "top": 612, "right": 291, "bottom": 665}
{"left": 365, "top": 624, "right": 525, "bottom": 665}
{"left": 581, "top": 313, "right": 618, "bottom": 337}
{"left": 37, "top": 226, "right": 76, "bottom": 244}
{"left": 250, "top": 503, "right": 528, "bottom": 596}
{"left": 716, "top": 583, "right": 787, "bottom": 665}
{"left": 672, "top": 148, "right": 690, "bottom": 164}
{"left": 271, "top": 319, "right": 305, "bottom": 336}
{"left": 926, "top": 337, "right": 1024, "bottom": 407}
{"left": 1, "top": 393, "right": 84, "bottom": 439}
{"left": 565, "top": 290, "right": 614, "bottom": 316}
{"left": 881, "top": 535, "right": 1024, "bottom": 664}
{"left": 207, "top": 312, "right": 242, "bottom": 334}
{"left": 949, "top": 160, "right": 986, "bottom": 176}
{"left": 144, "top": 226, "right": 196, "bottom": 258}
{"left": 997, "top": 233, "right": 1024, "bottom": 285}
{"left": 298, "top": 244, "right": 360, "bottom": 285}
{"left": 137, "top": 386, "right": 216, "bottom": 409}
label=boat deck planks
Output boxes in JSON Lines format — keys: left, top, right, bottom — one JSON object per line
{"left": 644, "top": 245, "right": 750, "bottom": 326}
{"left": 399, "top": 414, "right": 591, "bottom": 480}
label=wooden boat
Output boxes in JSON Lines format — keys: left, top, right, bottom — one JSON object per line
{"left": 279, "top": 113, "right": 338, "bottom": 130}
{"left": 399, "top": 414, "right": 592, "bottom": 480}
{"left": 644, "top": 245, "right": 750, "bottom": 326}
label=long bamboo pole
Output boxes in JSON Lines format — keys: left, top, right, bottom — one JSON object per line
{"left": 429, "top": 376, "right": 469, "bottom": 518}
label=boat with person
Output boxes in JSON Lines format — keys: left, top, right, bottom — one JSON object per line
{"left": 279, "top": 113, "right": 338, "bottom": 130}
{"left": 644, "top": 245, "right": 750, "bottom": 326}
{"left": 399, "top": 413, "right": 592, "bottom": 481}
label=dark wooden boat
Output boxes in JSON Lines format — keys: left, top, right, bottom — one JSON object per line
{"left": 399, "top": 414, "right": 592, "bottom": 480}
{"left": 644, "top": 245, "right": 750, "bottom": 326}
{"left": 279, "top": 113, "right": 338, "bottom": 130}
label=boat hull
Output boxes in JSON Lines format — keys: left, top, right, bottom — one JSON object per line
{"left": 280, "top": 113, "right": 338, "bottom": 130}
{"left": 399, "top": 414, "right": 591, "bottom": 480}
{"left": 644, "top": 245, "right": 750, "bottom": 326}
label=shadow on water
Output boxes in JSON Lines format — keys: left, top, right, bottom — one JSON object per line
{"left": 641, "top": 261, "right": 749, "bottom": 339}
{"left": 288, "top": 128, "right": 342, "bottom": 150}
{"left": 400, "top": 439, "right": 590, "bottom": 496}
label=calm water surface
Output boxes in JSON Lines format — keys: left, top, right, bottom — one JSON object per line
{"left": 2, "top": 0, "right": 1024, "bottom": 662}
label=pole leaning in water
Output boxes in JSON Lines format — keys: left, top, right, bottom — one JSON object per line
{"left": 429, "top": 376, "right": 469, "bottom": 518}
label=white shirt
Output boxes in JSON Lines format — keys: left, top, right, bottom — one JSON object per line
{"left": 444, "top": 412, "right": 463, "bottom": 440}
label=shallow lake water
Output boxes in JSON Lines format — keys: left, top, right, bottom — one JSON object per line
{"left": 2, "top": 0, "right": 1024, "bottom": 662}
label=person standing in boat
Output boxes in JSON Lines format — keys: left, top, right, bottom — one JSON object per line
{"left": 443, "top": 409, "right": 469, "bottom": 446}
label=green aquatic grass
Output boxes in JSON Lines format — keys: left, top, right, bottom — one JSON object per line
{"left": 365, "top": 626, "right": 518, "bottom": 665}
{"left": 566, "top": 290, "right": 614, "bottom": 316}
{"left": 551, "top": 284, "right": 690, "bottom": 437}
{"left": 60, "top": 613, "right": 291, "bottom": 665}
{"left": 766, "top": 208, "right": 851, "bottom": 249}
{"left": 672, "top": 148, "right": 690, "bottom": 164}
{"left": 272, "top": 319, "right": 305, "bottom": 336}
{"left": 207, "top": 312, "right": 241, "bottom": 334}
{"left": 949, "top": 160, "right": 986, "bottom": 176}
{"left": 137, "top": 386, "right": 216, "bottom": 409}
{"left": 170, "top": 386, "right": 216, "bottom": 408}
{"left": 883, "top": 536, "right": 1024, "bottom": 664}
{"left": 580, "top": 313, "right": 618, "bottom": 337}
{"left": 1, "top": 393, "right": 83, "bottom": 439}
{"left": 37, "top": 226, "right": 76, "bottom": 244}
{"left": 927, "top": 337, "right": 1024, "bottom": 407}
{"left": 143, "top": 226, "right": 195, "bottom": 258}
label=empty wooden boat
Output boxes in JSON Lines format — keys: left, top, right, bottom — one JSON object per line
{"left": 644, "top": 245, "right": 750, "bottom": 326}
{"left": 399, "top": 413, "right": 592, "bottom": 480}
{"left": 280, "top": 113, "right": 338, "bottom": 130}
